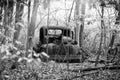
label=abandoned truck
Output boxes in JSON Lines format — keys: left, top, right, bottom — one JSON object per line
{"left": 33, "top": 26, "right": 87, "bottom": 62}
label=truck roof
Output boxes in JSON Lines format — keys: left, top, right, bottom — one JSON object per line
{"left": 40, "top": 26, "right": 71, "bottom": 30}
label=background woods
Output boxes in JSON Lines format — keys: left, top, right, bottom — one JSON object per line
{"left": 0, "top": 0, "right": 120, "bottom": 80}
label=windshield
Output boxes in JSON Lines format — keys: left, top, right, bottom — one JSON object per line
{"left": 44, "top": 28, "right": 71, "bottom": 37}
{"left": 48, "top": 29, "right": 62, "bottom": 35}
{"left": 40, "top": 27, "right": 73, "bottom": 44}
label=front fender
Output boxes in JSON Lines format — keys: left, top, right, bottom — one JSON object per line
{"left": 64, "top": 43, "right": 80, "bottom": 55}
{"left": 41, "top": 43, "right": 58, "bottom": 55}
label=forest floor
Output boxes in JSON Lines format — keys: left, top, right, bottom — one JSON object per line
{"left": 0, "top": 56, "right": 120, "bottom": 80}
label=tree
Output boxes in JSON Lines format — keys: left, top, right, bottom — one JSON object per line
{"left": 95, "top": 0, "right": 105, "bottom": 66}
{"left": 1, "top": 0, "right": 14, "bottom": 44}
{"left": 26, "top": 0, "right": 39, "bottom": 50}
{"left": 79, "top": 1, "right": 86, "bottom": 47}
{"left": 74, "top": 0, "right": 86, "bottom": 47}
{"left": 13, "top": 0, "right": 24, "bottom": 44}
{"left": 74, "top": 0, "right": 80, "bottom": 46}
{"left": 115, "top": 0, "right": 120, "bottom": 24}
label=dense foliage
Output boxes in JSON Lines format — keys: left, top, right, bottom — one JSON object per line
{"left": 0, "top": 0, "right": 120, "bottom": 80}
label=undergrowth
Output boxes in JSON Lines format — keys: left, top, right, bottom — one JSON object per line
{"left": 0, "top": 42, "right": 120, "bottom": 80}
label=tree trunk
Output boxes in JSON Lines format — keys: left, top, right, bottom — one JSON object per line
{"left": 95, "top": 1, "right": 104, "bottom": 66}
{"left": 2, "top": 0, "right": 14, "bottom": 44}
{"left": 79, "top": 3, "right": 86, "bottom": 47}
{"left": 13, "top": 1, "right": 24, "bottom": 44}
{"left": 75, "top": 0, "right": 86, "bottom": 47}
{"left": 75, "top": 0, "right": 80, "bottom": 46}
{"left": 70, "top": 65, "right": 120, "bottom": 73}
{"left": 26, "top": 0, "right": 39, "bottom": 50}
{"left": 0, "top": 6, "right": 3, "bottom": 22}
{"left": 0, "top": 7, "right": 4, "bottom": 43}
